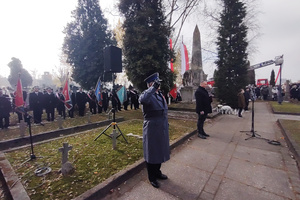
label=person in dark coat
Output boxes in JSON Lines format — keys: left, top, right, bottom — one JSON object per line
{"left": 76, "top": 87, "right": 87, "bottom": 116}
{"left": 111, "top": 89, "right": 121, "bottom": 111}
{"left": 87, "top": 89, "right": 97, "bottom": 114}
{"left": 101, "top": 88, "right": 109, "bottom": 113}
{"left": 69, "top": 90, "right": 76, "bottom": 118}
{"left": 129, "top": 86, "right": 138, "bottom": 110}
{"left": 0, "top": 88, "right": 12, "bottom": 129}
{"left": 56, "top": 87, "right": 66, "bottom": 119}
{"left": 261, "top": 86, "right": 269, "bottom": 100}
{"left": 139, "top": 72, "right": 170, "bottom": 188}
{"left": 44, "top": 88, "right": 56, "bottom": 121}
{"left": 237, "top": 89, "right": 246, "bottom": 118}
{"left": 123, "top": 89, "right": 130, "bottom": 110}
{"left": 244, "top": 87, "right": 250, "bottom": 111}
{"left": 29, "top": 86, "right": 44, "bottom": 124}
{"left": 195, "top": 81, "right": 212, "bottom": 139}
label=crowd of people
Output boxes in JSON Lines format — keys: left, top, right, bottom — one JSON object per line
{"left": 0, "top": 85, "right": 141, "bottom": 130}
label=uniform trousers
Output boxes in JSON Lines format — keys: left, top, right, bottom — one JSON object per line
{"left": 197, "top": 113, "right": 207, "bottom": 135}
{"left": 146, "top": 162, "right": 162, "bottom": 182}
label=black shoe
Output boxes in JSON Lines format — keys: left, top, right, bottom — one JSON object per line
{"left": 203, "top": 133, "right": 210, "bottom": 137}
{"left": 157, "top": 174, "right": 168, "bottom": 180}
{"left": 198, "top": 134, "right": 206, "bottom": 139}
{"left": 238, "top": 115, "right": 242, "bottom": 118}
{"left": 150, "top": 180, "right": 160, "bottom": 188}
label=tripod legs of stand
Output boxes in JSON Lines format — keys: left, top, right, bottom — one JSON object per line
{"left": 94, "top": 122, "right": 128, "bottom": 144}
{"left": 241, "top": 129, "right": 261, "bottom": 140}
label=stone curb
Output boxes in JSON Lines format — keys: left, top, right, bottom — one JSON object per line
{"left": 0, "top": 118, "right": 124, "bottom": 152}
{"left": 0, "top": 153, "right": 29, "bottom": 200}
{"left": 277, "top": 119, "right": 300, "bottom": 170}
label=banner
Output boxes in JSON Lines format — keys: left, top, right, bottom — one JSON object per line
{"left": 181, "top": 42, "right": 189, "bottom": 75}
{"left": 95, "top": 77, "right": 101, "bottom": 102}
{"left": 117, "top": 86, "right": 127, "bottom": 104}
{"left": 169, "top": 38, "right": 174, "bottom": 72}
{"left": 62, "top": 75, "right": 73, "bottom": 110}
{"left": 15, "top": 77, "right": 24, "bottom": 107}
{"left": 169, "top": 85, "right": 177, "bottom": 99}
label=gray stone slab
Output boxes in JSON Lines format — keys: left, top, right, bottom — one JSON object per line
{"left": 170, "top": 145, "right": 221, "bottom": 173}
{"left": 117, "top": 181, "right": 179, "bottom": 200}
{"left": 215, "top": 178, "right": 288, "bottom": 200}
{"left": 233, "top": 145, "right": 284, "bottom": 169}
{"left": 225, "top": 158, "right": 294, "bottom": 199}
{"left": 160, "top": 161, "right": 210, "bottom": 200}
{"left": 188, "top": 136, "right": 229, "bottom": 156}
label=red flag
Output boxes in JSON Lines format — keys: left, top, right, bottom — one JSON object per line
{"left": 62, "top": 75, "right": 73, "bottom": 110}
{"left": 15, "top": 77, "right": 24, "bottom": 107}
{"left": 275, "top": 67, "right": 281, "bottom": 85}
{"left": 169, "top": 85, "right": 177, "bottom": 99}
{"left": 169, "top": 38, "right": 174, "bottom": 72}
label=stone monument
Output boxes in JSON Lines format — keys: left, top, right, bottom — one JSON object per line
{"left": 181, "top": 25, "right": 207, "bottom": 101}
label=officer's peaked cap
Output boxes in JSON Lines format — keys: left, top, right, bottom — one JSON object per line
{"left": 144, "top": 72, "right": 161, "bottom": 83}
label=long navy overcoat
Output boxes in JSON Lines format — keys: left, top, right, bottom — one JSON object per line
{"left": 139, "top": 86, "right": 170, "bottom": 164}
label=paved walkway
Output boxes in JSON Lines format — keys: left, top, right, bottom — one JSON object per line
{"left": 101, "top": 102, "right": 300, "bottom": 200}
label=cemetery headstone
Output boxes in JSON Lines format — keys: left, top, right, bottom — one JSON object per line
{"left": 57, "top": 116, "right": 63, "bottom": 129}
{"left": 58, "top": 143, "right": 74, "bottom": 175}
{"left": 87, "top": 112, "right": 91, "bottom": 124}
{"left": 19, "top": 120, "right": 26, "bottom": 137}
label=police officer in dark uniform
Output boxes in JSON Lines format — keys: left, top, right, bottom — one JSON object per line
{"left": 76, "top": 87, "right": 87, "bottom": 116}
{"left": 0, "top": 88, "right": 12, "bottom": 129}
{"left": 44, "top": 88, "right": 56, "bottom": 121}
{"left": 29, "top": 86, "right": 44, "bottom": 124}
{"left": 69, "top": 88, "right": 76, "bottom": 118}
{"left": 139, "top": 72, "right": 170, "bottom": 188}
{"left": 88, "top": 89, "right": 97, "bottom": 114}
{"left": 56, "top": 87, "right": 66, "bottom": 119}
{"left": 102, "top": 88, "right": 109, "bottom": 113}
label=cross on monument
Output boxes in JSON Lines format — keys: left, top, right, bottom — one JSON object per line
{"left": 58, "top": 143, "right": 72, "bottom": 164}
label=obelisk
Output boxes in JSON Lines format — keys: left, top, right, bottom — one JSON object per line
{"left": 191, "top": 25, "right": 202, "bottom": 71}
{"left": 181, "top": 25, "right": 207, "bottom": 102}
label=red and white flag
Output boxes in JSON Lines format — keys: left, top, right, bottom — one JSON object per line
{"left": 15, "top": 77, "right": 24, "bottom": 107}
{"left": 62, "top": 75, "right": 73, "bottom": 110}
{"left": 181, "top": 42, "right": 189, "bottom": 75}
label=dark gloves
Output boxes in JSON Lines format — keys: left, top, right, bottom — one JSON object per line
{"left": 153, "top": 80, "right": 161, "bottom": 89}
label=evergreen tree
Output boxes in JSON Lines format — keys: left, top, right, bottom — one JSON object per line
{"left": 214, "top": 0, "right": 249, "bottom": 108}
{"left": 8, "top": 57, "right": 32, "bottom": 88}
{"left": 270, "top": 69, "right": 275, "bottom": 87}
{"left": 63, "top": 0, "right": 116, "bottom": 90}
{"left": 119, "top": 0, "right": 175, "bottom": 93}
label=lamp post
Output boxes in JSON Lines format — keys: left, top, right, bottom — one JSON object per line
{"left": 275, "top": 55, "right": 284, "bottom": 104}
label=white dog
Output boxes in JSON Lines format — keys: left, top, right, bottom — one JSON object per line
{"left": 217, "top": 105, "right": 234, "bottom": 115}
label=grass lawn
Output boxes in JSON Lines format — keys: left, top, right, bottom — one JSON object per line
{"left": 269, "top": 101, "right": 300, "bottom": 114}
{"left": 4, "top": 108, "right": 196, "bottom": 200}
{"left": 280, "top": 120, "right": 300, "bottom": 145}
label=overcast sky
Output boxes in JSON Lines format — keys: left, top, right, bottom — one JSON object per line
{"left": 0, "top": 0, "right": 299, "bottom": 83}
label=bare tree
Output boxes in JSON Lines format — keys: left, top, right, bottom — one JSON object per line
{"left": 164, "top": 0, "right": 202, "bottom": 48}
{"left": 197, "top": 0, "right": 262, "bottom": 58}
{"left": 52, "top": 51, "right": 72, "bottom": 86}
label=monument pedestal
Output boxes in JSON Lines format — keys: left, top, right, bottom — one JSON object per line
{"left": 180, "top": 86, "right": 194, "bottom": 102}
